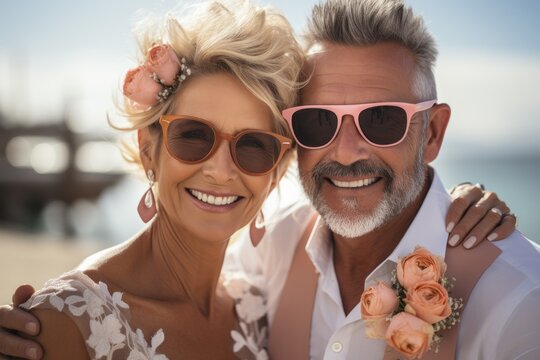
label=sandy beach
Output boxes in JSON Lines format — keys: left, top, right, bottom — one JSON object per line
{"left": 0, "top": 230, "right": 102, "bottom": 304}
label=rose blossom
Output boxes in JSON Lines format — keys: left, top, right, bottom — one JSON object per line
{"left": 397, "top": 247, "right": 446, "bottom": 290}
{"left": 386, "top": 312, "right": 434, "bottom": 359}
{"left": 405, "top": 281, "right": 452, "bottom": 324}
{"left": 146, "top": 44, "right": 180, "bottom": 85}
{"left": 361, "top": 282, "right": 399, "bottom": 319}
{"left": 360, "top": 282, "right": 399, "bottom": 339}
{"left": 123, "top": 66, "right": 162, "bottom": 107}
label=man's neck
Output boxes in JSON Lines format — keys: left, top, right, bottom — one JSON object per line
{"left": 332, "top": 169, "right": 433, "bottom": 315}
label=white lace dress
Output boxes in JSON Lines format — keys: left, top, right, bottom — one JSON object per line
{"left": 20, "top": 271, "right": 268, "bottom": 360}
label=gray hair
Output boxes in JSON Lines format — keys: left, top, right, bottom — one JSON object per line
{"left": 305, "top": 0, "right": 438, "bottom": 101}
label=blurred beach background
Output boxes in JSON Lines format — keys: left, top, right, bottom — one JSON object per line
{"left": 1, "top": 0, "right": 539, "bottom": 304}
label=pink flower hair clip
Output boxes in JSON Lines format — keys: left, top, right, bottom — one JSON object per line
{"left": 123, "top": 44, "right": 192, "bottom": 109}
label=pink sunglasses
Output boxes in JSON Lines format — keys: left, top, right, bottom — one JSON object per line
{"left": 282, "top": 100, "right": 437, "bottom": 149}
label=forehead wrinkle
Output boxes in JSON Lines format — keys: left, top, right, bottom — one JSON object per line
{"left": 303, "top": 71, "right": 407, "bottom": 105}
{"left": 303, "top": 42, "right": 419, "bottom": 104}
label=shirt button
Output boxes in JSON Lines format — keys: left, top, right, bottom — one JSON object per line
{"left": 331, "top": 341, "right": 343, "bottom": 353}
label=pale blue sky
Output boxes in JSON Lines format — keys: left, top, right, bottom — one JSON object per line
{"left": 1, "top": 0, "right": 539, "bottom": 154}
{"left": 2, "top": 1, "right": 539, "bottom": 55}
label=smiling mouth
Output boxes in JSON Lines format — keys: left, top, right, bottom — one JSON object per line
{"left": 188, "top": 189, "right": 241, "bottom": 206}
{"left": 329, "top": 177, "right": 379, "bottom": 188}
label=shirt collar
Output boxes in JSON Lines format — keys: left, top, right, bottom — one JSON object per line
{"left": 305, "top": 217, "right": 332, "bottom": 275}
{"left": 304, "top": 170, "right": 451, "bottom": 276}
{"left": 386, "top": 171, "right": 451, "bottom": 262}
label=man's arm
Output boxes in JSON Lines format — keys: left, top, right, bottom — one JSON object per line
{"left": 0, "top": 285, "right": 42, "bottom": 359}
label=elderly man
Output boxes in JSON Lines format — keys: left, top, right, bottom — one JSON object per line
{"left": 225, "top": 0, "right": 540, "bottom": 359}
{"left": 0, "top": 0, "right": 528, "bottom": 359}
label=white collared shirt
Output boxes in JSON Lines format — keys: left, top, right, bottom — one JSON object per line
{"left": 224, "top": 172, "right": 540, "bottom": 359}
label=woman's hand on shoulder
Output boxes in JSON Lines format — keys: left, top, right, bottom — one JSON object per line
{"left": 446, "top": 182, "right": 516, "bottom": 249}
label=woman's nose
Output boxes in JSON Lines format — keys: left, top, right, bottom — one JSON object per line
{"left": 201, "top": 139, "right": 239, "bottom": 182}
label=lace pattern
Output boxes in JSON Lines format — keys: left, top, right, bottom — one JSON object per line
{"left": 20, "top": 270, "right": 268, "bottom": 359}
{"left": 224, "top": 273, "right": 269, "bottom": 360}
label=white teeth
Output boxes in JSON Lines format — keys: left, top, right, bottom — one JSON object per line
{"left": 330, "top": 177, "right": 377, "bottom": 188}
{"left": 189, "top": 190, "right": 238, "bottom": 205}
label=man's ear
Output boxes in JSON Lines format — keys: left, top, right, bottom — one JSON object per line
{"left": 423, "top": 103, "right": 450, "bottom": 163}
{"left": 138, "top": 128, "right": 156, "bottom": 174}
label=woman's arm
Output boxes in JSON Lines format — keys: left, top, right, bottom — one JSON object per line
{"left": 26, "top": 308, "right": 89, "bottom": 360}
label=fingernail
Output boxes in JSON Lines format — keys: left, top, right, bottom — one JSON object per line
{"left": 446, "top": 222, "right": 455, "bottom": 233}
{"left": 464, "top": 236, "right": 477, "bottom": 249}
{"left": 26, "top": 348, "right": 37, "bottom": 360}
{"left": 488, "top": 233, "right": 498, "bottom": 241}
{"left": 448, "top": 234, "right": 460, "bottom": 246}
{"left": 26, "top": 322, "right": 38, "bottom": 334}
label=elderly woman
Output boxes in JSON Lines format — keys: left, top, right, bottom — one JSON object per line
{"left": 12, "top": 1, "right": 301, "bottom": 358}
{"left": 0, "top": 1, "right": 514, "bottom": 359}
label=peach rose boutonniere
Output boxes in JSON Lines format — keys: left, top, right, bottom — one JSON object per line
{"left": 360, "top": 246, "right": 463, "bottom": 359}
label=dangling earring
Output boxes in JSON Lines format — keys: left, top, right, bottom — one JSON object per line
{"left": 137, "top": 169, "right": 157, "bottom": 223}
{"left": 255, "top": 211, "right": 265, "bottom": 229}
{"left": 249, "top": 210, "right": 266, "bottom": 247}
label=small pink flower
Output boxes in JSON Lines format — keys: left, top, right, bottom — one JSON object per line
{"left": 397, "top": 246, "right": 446, "bottom": 290}
{"left": 123, "top": 66, "right": 161, "bottom": 107}
{"left": 360, "top": 281, "right": 399, "bottom": 319}
{"left": 360, "top": 282, "right": 398, "bottom": 339}
{"left": 405, "top": 281, "right": 452, "bottom": 324}
{"left": 146, "top": 44, "right": 180, "bottom": 85}
{"left": 386, "top": 312, "right": 434, "bottom": 359}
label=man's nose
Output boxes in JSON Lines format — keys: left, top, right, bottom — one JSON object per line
{"left": 328, "top": 115, "right": 371, "bottom": 166}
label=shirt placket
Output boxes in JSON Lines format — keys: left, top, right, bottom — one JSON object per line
{"left": 322, "top": 259, "right": 396, "bottom": 359}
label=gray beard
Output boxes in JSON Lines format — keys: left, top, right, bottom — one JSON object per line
{"left": 300, "top": 147, "right": 427, "bottom": 239}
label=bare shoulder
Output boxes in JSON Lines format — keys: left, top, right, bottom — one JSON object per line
{"left": 77, "top": 233, "right": 152, "bottom": 296}
{"left": 77, "top": 233, "right": 147, "bottom": 278}
{"left": 77, "top": 238, "right": 132, "bottom": 271}
{"left": 28, "top": 308, "right": 89, "bottom": 360}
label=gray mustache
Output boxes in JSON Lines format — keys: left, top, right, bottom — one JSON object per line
{"left": 310, "top": 160, "right": 394, "bottom": 184}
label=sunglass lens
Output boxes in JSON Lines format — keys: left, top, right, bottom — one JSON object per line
{"left": 167, "top": 119, "right": 215, "bottom": 161}
{"left": 358, "top": 106, "right": 407, "bottom": 145}
{"left": 291, "top": 109, "right": 338, "bottom": 147}
{"left": 236, "top": 132, "right": 281, "bottom": 174}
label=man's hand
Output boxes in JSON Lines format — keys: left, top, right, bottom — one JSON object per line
{"left": 447, "top": 183, "right": 516, "bottom": 249}
{"left": 0, "top": 285, "right": 42, "bottom": 359}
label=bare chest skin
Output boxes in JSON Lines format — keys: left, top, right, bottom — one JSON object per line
{"left": 121, "top": 284, "right": 239, "bottom": 359}
{"left": 80, "top": 226, "right": 243, "bottom": 359}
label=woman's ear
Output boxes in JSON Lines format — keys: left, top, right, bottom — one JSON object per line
{"left": 138, "top": 128, "right": 156, "bottom": 174}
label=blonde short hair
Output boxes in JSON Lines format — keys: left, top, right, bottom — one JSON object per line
{"left": 114, "top": 0, "right": 304, "bottom": 169}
